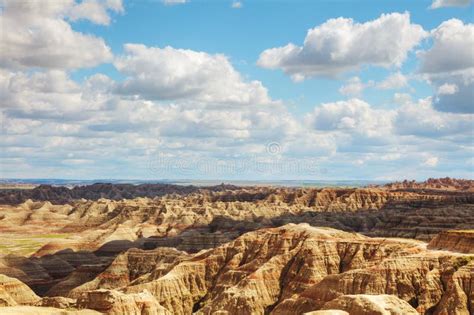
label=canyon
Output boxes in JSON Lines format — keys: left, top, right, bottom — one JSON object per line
{"left": 0, "top": 178, "right": 472, "bottom": 314}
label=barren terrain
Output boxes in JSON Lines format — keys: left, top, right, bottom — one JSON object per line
{"left": 0, "top": 178, "right": 472, "bottom": 314}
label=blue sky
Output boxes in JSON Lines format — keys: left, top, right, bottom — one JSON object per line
{"left": 0, "top": 0, "right": 473, "bottom": 180}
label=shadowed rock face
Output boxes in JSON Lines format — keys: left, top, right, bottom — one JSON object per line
{"left": 0, "top": 183, "right": 241, "bottom": 205}
{"left": 67, "top": 248, "right": 189, "bottom": 298}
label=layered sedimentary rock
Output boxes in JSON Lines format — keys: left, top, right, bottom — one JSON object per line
{"left": 428, "top": 230, "right": 474, "bottom": 253}
{"left": 380, "top": 177, "right": 474, "bottom": 191}
{"left": 0, "top": 251, "right": 111, "bottom": 296}
{"left": 1, "top": 178, "right": 471, "bottom": 205}
{"left": 38, "top": 296, "right": 76, "bottom": 308}
{"left": 0, "top": 179, "right": 473, "bottom": 315}
{"left": 76, "top": 289, "right": 171, "bottom": 315}
{"left": 320, "top": 294, "right": 418, "bottom": 315}
{"left": 112, "top": 224, "right": 471, "bottom": 315}
{"left": 0, "top": 274, "right": 40, "bottom": 306}
{"left": 46, "top": 263, "right": 109, "bottom": 297}
{"left": 1, "top": 181, "right": 473, "bottom": 262}
{"left": 0, "top": 306, "right": 100, "bottom": 314}
{"left": 0, "top": 223, "right": 473, "bottom": 314}
{"left": 68, "top": 248, "right": 188, "bottom": 297}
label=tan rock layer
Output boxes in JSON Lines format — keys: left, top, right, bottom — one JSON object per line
{"left": 428, "top": 230, "right": 474, "bottom": 253}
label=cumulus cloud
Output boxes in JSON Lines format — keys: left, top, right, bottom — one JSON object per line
{"left": 393, "top": 92, "right": 412, "bottom": 105}
{"left": 257, "top": 12, "right": 427, "bottom": 80}
{"left": 114, "top": 44, "right": 273, "bottom": 105}
{"left": 0, "top": 0, "right": 115, "bottom": 69}
{"left": 437, "top": 83, "right": 459, "bottom": 95}
{"left": 306, "top": 98, "right": 394, "bottom": 139}
{"left": 0, "top": 69, "right": 112, "bottom": 122}
{"left": 418, "top": 19, "right": 474, "bottom": 113}
{"left": 68, "top": 0, "right": 124, "bottom": 25}
{"left": 0, "top": 64, "right": 301, "bottom": 177}
{"left": 376, "top": 72, "right": 408, "bottom": 90}
{"left": 2, "top": 67, "right": 473, "bottom": 178}
{"left": 419, "top": 19, "right": 474, "bottom": 75}
{"left": 395, "top": 97, "right": 473, "bottom": 138}
{"left": 338, "top": 77, "right": 372, "bottom": 97}
{"left": 305, "top": 97, "right": 473, "bottom": 156}
{"left": 430, "top": 0, "right": 472, "bottom": 9}
{"left": 1, "top": 3, "right": 472, "bottom": 179}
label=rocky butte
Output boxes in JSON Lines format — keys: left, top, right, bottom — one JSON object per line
{"left": 0, "top": 178, "right": 472, "bottom": 314}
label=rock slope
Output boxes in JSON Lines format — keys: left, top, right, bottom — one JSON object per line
{"left": 0, "top": 274, "right": 40, "bottom": 306}
{"left": 0, "top": 179, "right": 473, "bottom": 314}
{"left": 112, "top": 224, "right": 472, "bottom": 315}
{"left": 320, "top": 294, "right": 419, "bottom": 315}
{"left": 428, "top": 230, "right": 474, "bottom": 253}
{"left": 0, "top": 224, "right": 473, "bottom": 314}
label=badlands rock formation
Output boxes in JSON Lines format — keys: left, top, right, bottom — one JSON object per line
{"left": 0, "top": 224, "right": 472, "bottom": 314}
{"left": 0, "top": 179, "right": 472, "bottom": 314}
{"left": 66, "top": 248, "right": 188, "bottom": 297}
{"left": 0, "top": 306, "right": 99, "bottom": 314}
{"left": 55, "top": 224, "right": 473, "bottom": 314}
{"left": 428, "top": 230, "right": 474, "bottom": 253}
{"left": 380, "top": 177, "right": 474, "bottom": 191}
{"left": 0, "top": 183, "right": 238, "bottom": 205}
{"left": 76, "top": 289, "right": 171, "bottom": 315}
{"left": 0, "top": 274, "right": 40, "bottom": 306}
{"left": 320, "top": 294, "right": 419, "bottom": 315}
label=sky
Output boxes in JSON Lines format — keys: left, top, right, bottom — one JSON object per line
{"left": 0, "top": 0, "right": 473, "bottom": 181}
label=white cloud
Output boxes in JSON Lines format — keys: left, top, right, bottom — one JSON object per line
{"left": 232, "top": 1, "right": 243, "bottom": 9}
{"left": 305, "top": 97, "right": 473, "bottom": 156}
{"left": 376, "top": 72, "right": 408, "bottom": 90}
{"left": 423, "top": 156, "right": 439, "bottom": 167}
{"left": 418, "top": 19, "right": 474, "bottom": 113}
{"left": 163, "top": 0, "right": 187, "bottom": 5}
{"left": 437, "top": 83, "right": 459, "bottom": 95}
{"left": 257, "top": 12, "right": 427, "bottom": 80}
{"left": 306, "top": 98, "right": 394, "bottom": 138}
{"left": 0, "top": 0, "right": 114, "bottom": 69}
{"left": 430, "top": 0, "right": 472, "bottom": 9}
{"left": 394, "top": 97, "right": 473, "bottom": 137}
{"left": 2, "top": 69, "right": 473, "bottom": 179}
{"left": 0, "top": 69, "right": 112, "bottom": 122}
{"left": 338, "top": 77, "right": 370, "bottom": 97}
{"left": 393, "top": 92, "right": 412, "bottom": 105}
{"left": 419, "top": 19, "right": 474, "bottom": 75}
{"left": 68, "top": 0, "right": 124, "bottom": 25}
{"left": 114, "top": 44, "right": 273, "bottom": 105}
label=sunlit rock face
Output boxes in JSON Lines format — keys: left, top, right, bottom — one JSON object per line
{"left": 428, "top": 230, "right": 474, "bottom": 253}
